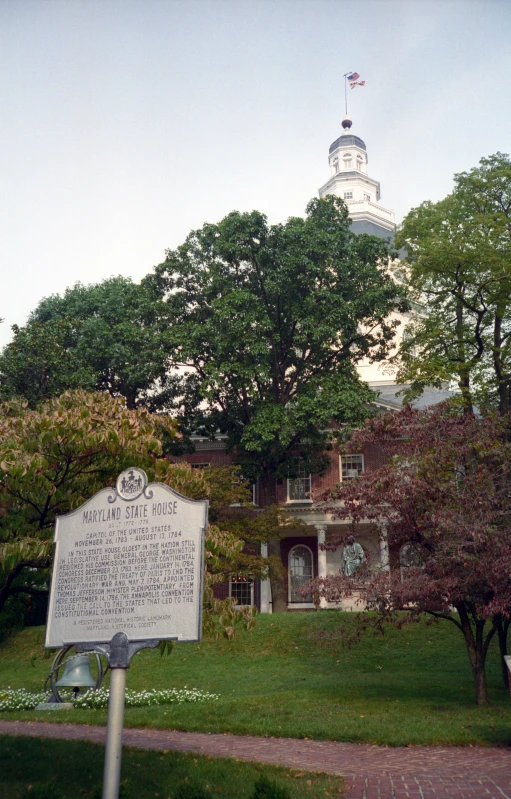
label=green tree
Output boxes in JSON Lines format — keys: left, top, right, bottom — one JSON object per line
{"left": 146, "top": 196, "right": 408, "bottom": 610}
{"left": 0, "top": 390, "right": 254, "bottom": 637}
{"left": 0, "top": 277, "right": 176, "bottom": 410}
{"left": 0, "top": 319, "right": 96, "bottom": 407}
{"left": 395, "top": 153, "right": 511, "bottom": 415}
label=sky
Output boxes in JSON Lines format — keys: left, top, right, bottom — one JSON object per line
{"left": 1, "top": 0, "right": 510, "bottom": 350}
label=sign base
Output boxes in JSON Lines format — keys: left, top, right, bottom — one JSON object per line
{"left": 35, "top": 702, "right": 74, "bottom": 710}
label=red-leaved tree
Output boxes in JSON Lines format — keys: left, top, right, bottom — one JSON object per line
{"left": 309, "top": 403, "right": 511, "bottom": 705}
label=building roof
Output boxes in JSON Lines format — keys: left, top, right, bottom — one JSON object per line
{"left": 350, "top": 220, "right": 394, "bottom": 239}
{"left": 329, "top": 134, "right": 366, "bottom": 154}
{"left": 369, "top": 382, "right": 455, "bottom": 411}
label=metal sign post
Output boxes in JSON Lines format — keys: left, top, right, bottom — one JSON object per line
{"left": 104, "top": 665, "right": 126, "bottom": 799}
{"left": 78, "top": 633, "right": 160, "bottom": 799}
{"left": 45, "top": 468, "right": 208, "bottom": 799}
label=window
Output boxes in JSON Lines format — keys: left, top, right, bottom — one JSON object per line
{"left": 341, "top": 454, "right": 364, "bottom": 480}
{"left": 287, "top": 464, "right": 312, "bottom": 502}
{"left": 399, "top": 543, "right": 424, "bottom": 581}
{"left": 333, "top": 157, "right": 339, "bottom": 173}
{"left": 230, "top": 575, "right": 254, "bottom": 606}
{"left": 230, "top": 481, "right": 258, "bottom": 506}
{"left": 357, "top": 156, "right": 364, "bottom": 170}
{"left": 288, "top": 545, "right": 314, "bottom": 602}
{"left": 343, "top": 191, "right": 353, "bottom": 200}
{"left": 343, "top": 154, "right": 352, "bottom": 169}
{"left": 230, "top": 470, "right": 258, "bottom": 506}
{"left": 364, "top": 193, "right": 371, "bottom": 201}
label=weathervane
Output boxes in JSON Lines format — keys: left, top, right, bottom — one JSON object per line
{"left": 343, "top": 72, "right": 365, "bottom": 116}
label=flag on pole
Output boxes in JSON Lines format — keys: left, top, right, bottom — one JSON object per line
{"left": 350, "top": 80, "right": 365, "bottom": 89}
{"left": 346, "top": 72, "right": 360, "bottom": 81}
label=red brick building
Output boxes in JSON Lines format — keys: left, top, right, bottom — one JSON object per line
{"left": 171, "top": 381, "right": 451, "bottom": 613}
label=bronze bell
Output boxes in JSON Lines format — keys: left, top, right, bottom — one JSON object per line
{"left": 56, "top": 654, "right": 96, "bottom": 690}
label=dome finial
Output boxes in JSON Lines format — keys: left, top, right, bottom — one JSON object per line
{"left": 342, "top": 115, "right": 352, "bottom": 133}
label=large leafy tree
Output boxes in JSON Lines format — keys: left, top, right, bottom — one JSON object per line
{"left": 313, "top": 404, "right": 511, "bottom": 705}
{"left": 395, "top": 153, "right": 511, "bottom": 414}
{"left": 0, "top": 277, "right": 176, "bottom": 410}
{"left": 0, "top": 390, "right": 256, "bottom": 636}
{"left": 0, "top": 319, "right": 96, "bottom": 407}
{"left": 145, "top": 196, "right": 408, "bottom": 610}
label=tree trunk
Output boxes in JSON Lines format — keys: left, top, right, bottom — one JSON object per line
{"left": 496, "top": 615, "right": 510, "bottom": 690}
{"left": 260, "top": 472, "right": 288, "bottom": 613}
{"left": 267, "top": 538, "right": 288, "bottom": 613}
{"left": 493, "top": 311, "right": 509, "bottom": 416}
{"left": 455, "top": 298, "right": 474, "bottom": 416}
{"left": 0, "top": 559, "right": 51, "bottom": 614}
{"left": 471, "top": 660, "right": 490, "bottom": 706}
{"left": 0, "top": 563, "right": 27, "bottom": 614}
{"left": 457, "top": 604, "right": 495, "bottom": 705}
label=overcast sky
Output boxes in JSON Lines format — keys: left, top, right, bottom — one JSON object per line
{"left": 1, "top": 0, "right": 510, "bottom": 349}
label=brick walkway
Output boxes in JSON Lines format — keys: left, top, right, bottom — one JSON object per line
{"left": 1, "top": 721, "right": 510, "bottom": 799}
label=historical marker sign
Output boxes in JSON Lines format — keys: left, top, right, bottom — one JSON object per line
{"left": 45, "top": 468, "right": 208, "bottom": 648}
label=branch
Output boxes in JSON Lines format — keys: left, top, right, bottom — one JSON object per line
{"left": 424, "top": 610, "right": 463, "bottom": 631}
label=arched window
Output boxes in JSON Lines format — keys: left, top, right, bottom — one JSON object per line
{"left": 288, "top": 545, "right": 314, "bottom": 602}
{"left": 332, "top": 157, "right": 339, "bottom": 174}
{"left": 356, "top": 155, "right": 364, "bottom": 170}
{"left": 343, "top": 153, "right": 352, "bottom": 169}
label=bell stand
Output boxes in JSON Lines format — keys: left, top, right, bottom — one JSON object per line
{"left": 76, "top": 631, "right": 175, "bottom": 799}
{"left": 44, "top": 645, "right": 105, "bottom": 704}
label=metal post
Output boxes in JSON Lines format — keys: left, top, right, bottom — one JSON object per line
{"left": 92, "top": 633, "right": 159, "bottom": 799}
{"left": 102, "top": 666, "right": 127, "bottom": 799}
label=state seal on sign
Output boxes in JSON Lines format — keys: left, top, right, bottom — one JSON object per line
{"left": 116, "top": 467, "right": 148, "bottom": 501}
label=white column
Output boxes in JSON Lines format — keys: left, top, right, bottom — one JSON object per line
{"left": 259, "top": 542, "right": 272, "bottom": 614}
{"left": 379, "top": 525, "right": 390, "bottom": 573}
{"left": 315, "top": 524, "right": 328, "bottom": 608}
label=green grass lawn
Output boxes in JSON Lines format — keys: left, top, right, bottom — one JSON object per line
{"left": 0, "top": 735, "right": 342, "bottom": 799}
{"left": 0, "top": 612, "right": 510, "bottom": 747}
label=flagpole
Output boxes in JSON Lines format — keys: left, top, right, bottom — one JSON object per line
{"left": 342, "top": 72, "right": 351, "bottom": 116}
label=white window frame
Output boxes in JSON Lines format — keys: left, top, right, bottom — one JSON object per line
{"left": 287, "top": 465, "right": 312, "bottom": 503}
{"left": 229, "top": 575, "right": 255, "bottom": 607}
{"left": 288, "top": 544, "right": 314, "bottom": 603}
{"left": 343, "top": 191, "right": 353, "bottom": 200}
{"left": 230, "top": 473, "right": 258, "bottom": 507}
{"left": 340, "top": 453, "right": 364, "bottom": 481}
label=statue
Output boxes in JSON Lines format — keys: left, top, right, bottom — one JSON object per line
{"left": 341, "top": 535, "right": 365, "bottom": 577}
